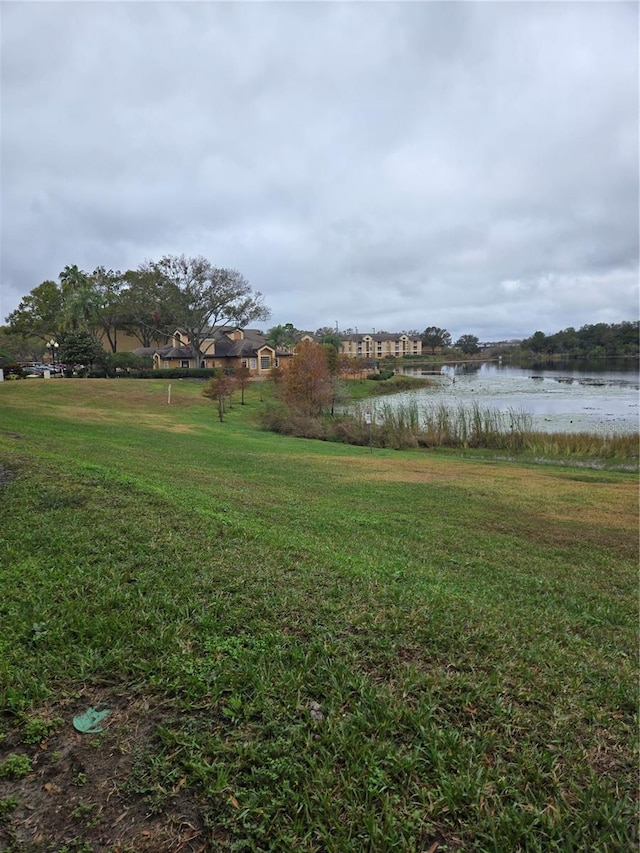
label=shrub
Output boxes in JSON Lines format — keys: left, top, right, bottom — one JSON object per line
{"left": 0, "top": 754, "right": 32, "bottom": 779}
{"left": 259, "top": 403, "right": 328, "bottom": 440}
{"left": 368, "top": 369, "right": 394, "bottom": 381}
{"left": 130, "top": 368, "right": 221, "bottom": 380}
{"left": 1, "top": 363, "right": 25, "bottom": 379}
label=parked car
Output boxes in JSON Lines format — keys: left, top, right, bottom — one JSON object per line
{"left": 23, "top": 363, "right": 63, "bottom": 376}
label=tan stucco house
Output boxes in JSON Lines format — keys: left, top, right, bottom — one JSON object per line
{"left": 134, "top": 327, "right": 291, "bottom": 376}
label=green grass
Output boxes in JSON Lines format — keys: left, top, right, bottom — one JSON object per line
{"left": 0, "top": 379, "right": 637, "bottom": 851}
{"left": 346, "top": 375, "right": 432, "bottom": 400}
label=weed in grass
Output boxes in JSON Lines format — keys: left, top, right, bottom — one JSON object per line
{"left": 0, "top": 796, "right": 18, "bottom": 821}
{"left": 0, "top": 754, "right": 32, "bottom": 779}
{"left": 21, "top": 715, "right": 64, "bottom": 744}
{"left": 53, "top": 844, "right": 94, "bottom": 853}
{"left": 72, "top": 800, "right": 99, "bottom": 828}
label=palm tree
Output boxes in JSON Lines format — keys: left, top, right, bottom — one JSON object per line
{"left": 58, "top": 265, "right": 101, "bottom": 333}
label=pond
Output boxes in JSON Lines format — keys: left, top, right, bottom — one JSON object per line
{"left": 377, "top": 360, "right": 640, "bottom": 434}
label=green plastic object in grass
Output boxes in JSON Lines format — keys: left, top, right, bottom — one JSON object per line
{"left": 72, "top": 707, "right": 110, "bottom": 733}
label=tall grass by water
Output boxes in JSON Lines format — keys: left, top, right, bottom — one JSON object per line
{"left": 351, "top": 399, "right": 639, "bottom": 462}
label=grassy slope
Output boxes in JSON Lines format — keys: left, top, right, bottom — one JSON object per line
{"left": 0, "top": 379, "right": 637, "bottom": 852}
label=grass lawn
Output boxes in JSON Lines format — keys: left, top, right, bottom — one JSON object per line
{"left": 0, "top": 379, "right": 637, "bottom": 852}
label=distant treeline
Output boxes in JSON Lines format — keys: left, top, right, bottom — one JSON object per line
{"left": 519, "top": 321, "right": 638, "bottom": 358}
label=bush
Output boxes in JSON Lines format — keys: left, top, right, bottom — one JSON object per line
{"left": 129, "top": 368, "right": 221, "bottom": 380}
{"left": 0, "top": 754, "right": 32, "bottom": 779}
{"left": 328, "top": 417, "right": 370, "bottom": 446}
{"left": 259, "top": 403, "right": 329, "bottom": 440}
{"left": 368, "top": 370, "right": 395, "bottom": 381}
{"left": 1, "top": 363, "right": 25, "bottom": 379}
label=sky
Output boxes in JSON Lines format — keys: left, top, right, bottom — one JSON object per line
{"left": 1, "top": 1, "right": 638, "bottom": 343}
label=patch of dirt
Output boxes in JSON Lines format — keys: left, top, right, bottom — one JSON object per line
{"left": 0, "top": 687, "right": 214, "bottom": 853}
{"left": 53, "top": 406, "right": 198, "bottom": 435}
{"left": 0, "top": 463, "right": 18, "bottom": 488}
{"left": 484, "top": 514, "right": 639, "bottom": 558}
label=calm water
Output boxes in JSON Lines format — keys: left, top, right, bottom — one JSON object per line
{"left": 384, "top": 360, "right": 640, "bottom": 434}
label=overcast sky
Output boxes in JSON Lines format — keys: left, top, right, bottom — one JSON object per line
{"left": 1, "top": 1, "right": 638, "bottom": 341}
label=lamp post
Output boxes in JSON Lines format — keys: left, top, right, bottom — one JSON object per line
{"left": 46, "top": 339, "right": 59, "bottom": 366}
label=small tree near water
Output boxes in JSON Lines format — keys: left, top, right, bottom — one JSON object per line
{"left": 203, "top": 374, "right": 237, "bottom": 422}
{"left": 282, "top": 340, "right": 333, "bottom": 417}
{"left": 234, "top": 365, "right": 251, "bottom": 405}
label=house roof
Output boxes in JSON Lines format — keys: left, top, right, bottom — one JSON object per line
{"left": 212, "top": 337, "right": 272, "bottom": 358}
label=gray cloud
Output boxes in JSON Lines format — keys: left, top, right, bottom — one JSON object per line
{"left": 1, "top": 1, "right": 637, "bottom": 341}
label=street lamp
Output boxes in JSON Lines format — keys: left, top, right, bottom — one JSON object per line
{"left": 46, "top": 339, "right": 59, "bottom": 366}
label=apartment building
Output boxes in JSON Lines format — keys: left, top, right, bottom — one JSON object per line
{"left": 339, "top": 333, "right": 422, "bottom": 359}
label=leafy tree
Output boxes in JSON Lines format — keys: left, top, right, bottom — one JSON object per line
{"left": 321, "top": 342, "right": 339, "bottom": 375}
{"left": 5, "top": 280, "right": 63, "bottom": 341}
{"left": 338, "top": 354, "right": 367, "bottom": 379}
{"left": 618, "top": 321, "right": 640, "bottom": 355}
{"left": 521, "top": 322, "right": 640, "bottom": 357}
{"left": 120, "top": 267, "right": 176, "bottom": 347}
{"left": 548, "top": 327, "right": 579, "bottom": 355}
{"left": 203, "top": 373, "right": 237, "bottom": 422}
{"left": 91, "top": 266, "right": 124, "bottom": 353}
{"left": 422, "top": 326, "right": 451, "bottom": 354}
{"left": 455, "top": 334, "right": 480, "bottom": 355}
{"left": 524, "top": 331, "right": 548, "bottom": 354}
{"left": 268, "top": 365, "right": 285, "bottom": 386}
{"left": 281, "top": 340, "right": 333, "bottom": 417}
{"left": 318, "top": 331, "right": 341, "bottom": 352}
{"left": 106, "top": 351, "right": 152, "bottom": 375}
{"left": 150, "top": 255, "right": 270, "bottom": 368}
{"left": 266, "top": 323, "right": 300, "bottom": 350}
{"left": 579, "top": 323, "right": 617, "bottom": 356}
{"left": 314, "top": 326, "right": 336, "bottom": 338}
{"left": 58, "top": 330, "right": 104, "bottom": 376}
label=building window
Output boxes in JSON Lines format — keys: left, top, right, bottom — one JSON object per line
{"left": 260, "top": 356, "right": 271, "bottom": 370}
{"left": 181, "top": 360, "right": 189, "bottom": 368}
{"left": 163, "top": 360, "right": 169, "bottom": 369}
{"left": 241, "top": 359, "right": 248, "bottom": 367}
{"left": 250, "top": 358, "right": 257, "bottom": 369}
